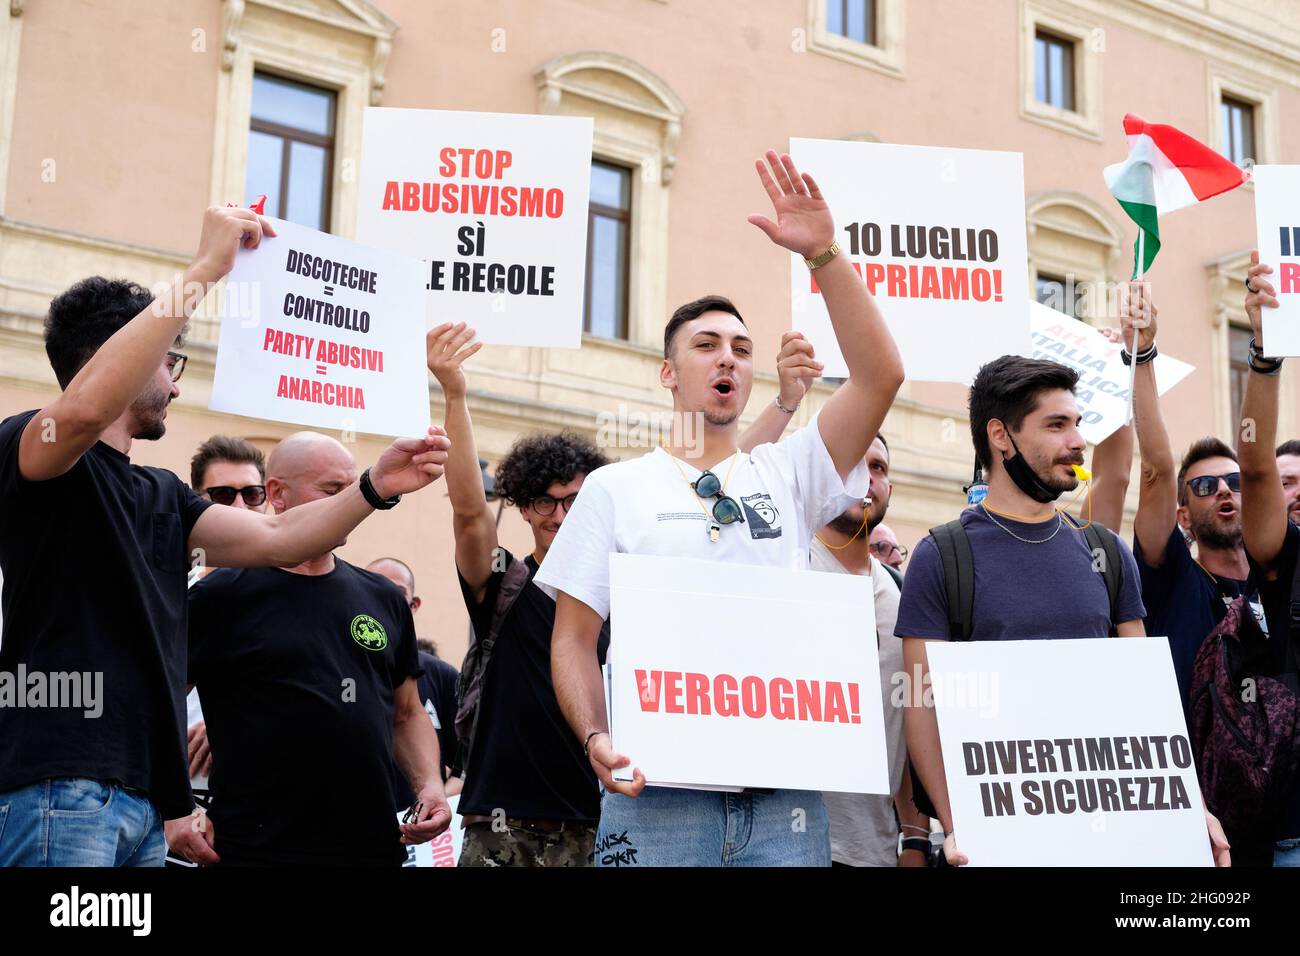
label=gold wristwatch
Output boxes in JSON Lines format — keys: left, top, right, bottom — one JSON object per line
{"left": 804, "top": 240, "right": 841, "bottom": 271}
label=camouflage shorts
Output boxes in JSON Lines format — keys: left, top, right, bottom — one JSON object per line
{"left": 458, "top": 821, "right": 596, "bottom": 867}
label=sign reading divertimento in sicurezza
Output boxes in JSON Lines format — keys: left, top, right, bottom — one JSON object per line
{"left": 210, "top": 217, "right": 431, "bottom": 438}
{"left": 357, "top": 108, "right": 593, "bottom": 348}
{"left": 788, "top": 138, "right": 1030, "bottom": 384}
{"left": 927, "top": 638, "right": 1213, "bottom": 866}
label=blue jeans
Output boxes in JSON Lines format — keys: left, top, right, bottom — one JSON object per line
{"left": 0, "top": 778, "right": 165, "bottom": 867}
{"left": 596, "top": 786, "right": 830, "bottom": 867}
{"left": 1275, "top": 837, "right": 1300, "bottom": 867}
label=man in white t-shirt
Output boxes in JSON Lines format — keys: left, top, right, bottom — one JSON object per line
{"left": 539, "top": 149, "right": 905, "bottom": 866}
{"left": 808, "top": 434, "right": 931, "bottom": 867}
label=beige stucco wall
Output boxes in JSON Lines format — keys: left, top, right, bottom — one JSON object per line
{"left": 3, "top": 0, "right": 1300, "bottom": 665}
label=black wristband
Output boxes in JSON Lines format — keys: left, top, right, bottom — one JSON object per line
{"left": 900, "top": 837, "right": 931, "bottom": 855}
{"left": 1120, "top": 343, "right": 1157, "bottom": 366}
{"left": 359, "top": 467, "right": 401, "bottom": 510}
{"left": 583, "top": 731, "right": 605, "bottom": 758}
{"left": 1249, "top": 337, "right": 1284, "bottom": 375}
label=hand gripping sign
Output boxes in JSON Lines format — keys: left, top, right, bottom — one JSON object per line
{"left": 927, "top": 637, "right": 1213, "bottom": 866}
{"left": 607, "top": 553, "right": 890, "bottom": 794}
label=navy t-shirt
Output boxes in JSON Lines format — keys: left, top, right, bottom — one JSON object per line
{"left": 1247, "top": 521, "right": 1300, "bottom": 841}
{"left": 0, "top": 409, "right": 211, "bottom": 818}
{"left": 895, "top": 506, "right": 1145, "bottom": 641}
{"left": 1135, "top": 528, "right": 1255, "bottom": 715}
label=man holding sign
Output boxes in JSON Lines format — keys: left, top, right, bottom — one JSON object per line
{"left": 895, "top": 354, "right": 1230, "bottom": 866}
{"left": 541, "top": 150, "right": 904, "bottom": 866}
{"left": 0, "top": 206, "right": 451, "bottom": 867}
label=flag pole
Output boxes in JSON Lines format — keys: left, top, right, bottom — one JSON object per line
{"left": 1125, "top": 231, "right": 1144, "bottom": 426}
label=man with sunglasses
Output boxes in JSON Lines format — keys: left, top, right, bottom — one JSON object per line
{"left": 0, "top": 206, "right": 451, "bottom": 867}
{"left": 190, "top": 435, "right": 269, "bottom": 514}
{"left": 541, "top": 150, "right": 904, "bottom": 866}
{"left": 1119, "top": 282, "right": 1265, "bottom": 717}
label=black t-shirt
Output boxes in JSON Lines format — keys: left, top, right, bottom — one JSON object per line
{"left": 188, "top": 560, "right": 420, "bottom": 865}
{"left": 458, "top": 550, "right": 608, "bottom": 822}
{"left": 1135, "top": 528, "right": 1254, "bottom": 715}
{"left": 1247, "top": 521, "right": 1300, "bottom": 841}
{"left": 0, "top": 410, "right": 211, "bottom": 817}
{"left": 392, "top": 651, "right": 459, "bottom": 810}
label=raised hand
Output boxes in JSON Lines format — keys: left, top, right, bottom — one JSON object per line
{"left": 775, "top": 331, "right": 823, "bottom": 408}
{"left": 1119, "top": 280, "right": 1158, "bottom": 354}
{"left": 426, "top": 322, "right": 483, "bottom": 401}
{"left": 189, "top": 205, "right": 277, "bottom": 286}
{"left": 748, "top": 150, "right": 835, "bottom": 259}
{"left": 369, "top": 425, "right": 451, "bottom": 499}
{"left": 1245, "top": 249, "right": 1279, "bottom": 343}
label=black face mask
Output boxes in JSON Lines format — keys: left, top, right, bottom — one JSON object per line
{"left": 1001, "top": 434, "right": 1060, "bottom": 504}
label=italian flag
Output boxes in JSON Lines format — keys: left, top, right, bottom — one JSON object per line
{"left": 1103, "top": 113, "right": 1247, "bottom": 277}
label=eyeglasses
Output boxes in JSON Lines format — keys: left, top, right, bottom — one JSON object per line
{"left": 691, "top": 469, "right": 745, "bottom": 526}
{"left": 531, "top": 492, "right": 579, "bottom": 516}
{"left": 204, "top": 484, "right": 267, "bottom": 507}
{"left": 1186, "top": 472, "right": 1242, "bottom": 498}
{"left": 869, "top": 541, "right": 908, "bottom": 561}
{"left": 166, "top": 350, "right": 188, "bottom": 383}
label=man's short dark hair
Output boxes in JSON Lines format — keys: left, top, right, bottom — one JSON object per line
{"left": 663, "top": 294, "right": 745, "bottom": 358}
{"left": 190, "top": 435, "right": 267, "bottom": 490}
{"left": 1276, "top": 440, "right": 1300, "bottom": 458}
{"left": 416, "top": 638, "right": 439, "bottom": 657}
{"left": 1177, "top": 437, "right": 1238, "bottom": 507}
{"left": 44, "top": 277, "right": 158, "bottom": 389}
{"left": 875, "top": 433, "right": 888, "bottom": 454}
{"left": 494, "top": 431, "right": 610, "bottom": 507}
{"left": 968, "top": 356, "right": 1080, "bottom": 471}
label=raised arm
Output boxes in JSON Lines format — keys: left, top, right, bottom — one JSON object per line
{"left": 748, "top": 151, "right": 904, "bottom": 479}
{"left": 1087, "top": 421, "right": 1133, "bottom": 535}
{"left": 738, "top": 331, "right": 822, "bottom": 453}
{"left": 189, "top": 428, "right": 449, "bottom": 567}
{"left": 18, "top": 207, "right": 274, "bottom": 481}
{"left": 1239, "top": 251, "right": 1288, "bottom": 571}
{"left": 551, "top": 592, "right": 644, "bottom": 797}
{"left": 426, "top": 322, "right": 497, "bottom": 599}
{"left": 1121, "top": 282, "right": 1178, "bottom": 565}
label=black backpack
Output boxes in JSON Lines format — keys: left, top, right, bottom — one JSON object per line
{"left": 908, "top": 516, "right": 1123, "bottom": 818}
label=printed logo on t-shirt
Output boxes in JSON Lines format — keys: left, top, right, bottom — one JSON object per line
{"left": 741, "top": 493, "right": 782, "bottom": 540}
{"left": 350, "top": 613, "right": 388, "bottom": 651}
{"left": 424, "top": 698, "right": 441, "bottom": 728}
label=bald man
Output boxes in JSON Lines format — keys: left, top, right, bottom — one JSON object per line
{"left": 175, "top": 432, "right": 450, "bottom": 866}
{"left": 868, "top": 523, "right": 906, "bottom": 571}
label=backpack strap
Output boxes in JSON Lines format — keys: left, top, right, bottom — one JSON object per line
{"left": 882, "top": 561, "right": 903, "bottom": 592}
{"left": 1081, "top": 522, "right": 1121, "bottom": 635}
{"left": 929, "top": 519, "right": 974, "bottom": 641}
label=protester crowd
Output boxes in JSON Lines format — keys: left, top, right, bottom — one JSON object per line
{"left": 0, "top": 150, "right": 1297, "bottom": 868}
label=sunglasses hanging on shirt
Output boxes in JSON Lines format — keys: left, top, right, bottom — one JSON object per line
{"left": 666, "top": 451, "right": 744, "bottom": 542}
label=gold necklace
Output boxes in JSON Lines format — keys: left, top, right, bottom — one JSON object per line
{"left": 664, "top": 448, "right": 740, "bottom": 542}
{"left": 814, "top": 514, "right": 868, "bottom": 551}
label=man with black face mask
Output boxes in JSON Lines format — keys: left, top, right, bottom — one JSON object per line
{"left": 895, "top": 354, "right": 1230, "bottom": 867}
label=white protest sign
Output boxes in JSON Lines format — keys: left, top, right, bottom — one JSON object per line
{"left": 210, "top": 217, "right": 430, "bottom": 438}
{"left": 357, "top": 108, "right": 593, "bottom": 348}
{"left": 1253, "top": 165, "right": 1300, "bottom": 356}
{"left": 607, "top": 553, "right": 889, "bottom": 794}
{"left": 927, "top": 637, "right": 1212, "bottom": 867}
{"left": 1028, "top": 302, "right": 1195, "bottom": 445}
{"left": 788, "top": 138, "right": 1030, "bottom": 383}
{"left": 399, "top": 794, "right": 462, "bottom": 868}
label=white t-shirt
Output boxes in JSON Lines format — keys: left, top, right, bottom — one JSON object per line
{"left": 536, "top": 417, "right": 870, "bottom": 618}
{"left": 809, "top": 538, "right": 904, "bottom": 867}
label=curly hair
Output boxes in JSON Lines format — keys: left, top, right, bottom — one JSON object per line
{"left": 493, "top": 431, "right": 610, "bottom": 507}
{"left": 45, "top": 277, "right": 160, "bottom": 389}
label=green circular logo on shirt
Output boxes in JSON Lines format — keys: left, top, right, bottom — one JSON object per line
{"left": 351, "top": 614, "right": 388, "bottom": 651}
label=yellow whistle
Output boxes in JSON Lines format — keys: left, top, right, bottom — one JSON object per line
{"left": 1072, "top": 463, "right": 1092, "bottom": 481}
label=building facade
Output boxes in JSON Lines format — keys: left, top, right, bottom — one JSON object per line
{"left": 1, "top": 0, "right": 1298, "bottom": 663}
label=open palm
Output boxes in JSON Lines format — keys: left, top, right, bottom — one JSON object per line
{"left": 749, "top": 149, "right": 835, "bottom": 259}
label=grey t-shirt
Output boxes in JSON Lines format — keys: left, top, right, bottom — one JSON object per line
{"left": 895, "top": 507, "right": 1145, "bottom": 642}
